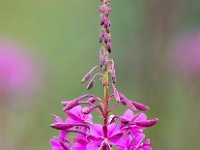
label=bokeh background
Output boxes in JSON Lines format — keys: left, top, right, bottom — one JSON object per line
{"left": 0, "top": 0, "right": 200, "bottom": 149}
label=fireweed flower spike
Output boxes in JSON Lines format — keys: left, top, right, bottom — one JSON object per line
{"left": 50, "top": 0, "right": 158, "bottom": 149}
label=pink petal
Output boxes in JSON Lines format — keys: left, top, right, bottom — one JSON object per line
{"left": 90, "top": 123, "right": 103, "bottom": 137}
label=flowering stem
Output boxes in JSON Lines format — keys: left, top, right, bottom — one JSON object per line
{"left": 103, "top": 69, "right": 109, "bottom": 125}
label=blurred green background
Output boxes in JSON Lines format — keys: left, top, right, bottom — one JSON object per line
{"left": 0, "top": 0, "right": 200, "bottom": 149}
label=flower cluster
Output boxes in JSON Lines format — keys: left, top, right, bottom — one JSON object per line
{"left": 50, "top": 94, "right": 158, "bottom": 150}
{"left": 50, "top": 0, "right": 158, "bottom": 150}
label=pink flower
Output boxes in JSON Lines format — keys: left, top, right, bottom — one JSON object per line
{"left": 87, "top": 124, "right": 123, "bottom": 149}
{"left": 50, "top": 138, "right": 70, "bottom": 150}
{"left": 0, "top": 40, "right": 36, "bottom": 93}
{"left": 172, "top": 31, "right": 200, "bottom": 75}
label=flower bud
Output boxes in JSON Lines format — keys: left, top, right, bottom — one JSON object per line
{"left": 99, "top": 48, "right": 104, "bottom": 67}
{"left": 81, "top": 66, "right": 99, "bottom": 83}
{"left": 107, "top": 42, "right": 112, "bottom": 53}
{"left": 110, "top": 60, "right": 116, "bottom": 82}
{"left": 136, "top": 118, "right": 159, "bottom": 127}
{"left": 119, "top": 93, "right": 137, "bottom": 111}
{"left": 99, "top": 5, "right": 105, "bottom": 13}
{"left": 99, "top": 28, "right": 104, "bottom": 43}
{"left": 105, "top": 6, "right": 111, "bottom": 16}
{"left": 112, "top": 83, "right": 120, "bottom": 102}
{"left": 102, "top": 75, "right": 106, "bottom": 86}
{"left": 62, "top": 99, "right": 79, "bottom": 111}
{"left": 104, "top": 33, "right": 110, "bottom": 44}
{"left": 50, "top": 123, "right": 74, "bottom": 130}
{"left": 132, "top": 101, "right": 150, "bottom": 111}
{"left": 86, "top": 78, "right": 95, "bottom": 90}
{"left": 104, "top": 18, "right": 110, "bottom": 28}
{"left": 81, "top": 72, "right": 91, "bottom": 83}
{"left": 100, "top": 15, "right": 105, "bottom": 25}
{"left": 82, "top": 105, "right": 101, "bottom": 114}
{"left": 87, "top": 97, "right": 96, "bottom": 104}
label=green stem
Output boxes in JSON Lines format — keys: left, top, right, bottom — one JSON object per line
{"left": 103, "top": 69, "right": 109, "bottom": 125}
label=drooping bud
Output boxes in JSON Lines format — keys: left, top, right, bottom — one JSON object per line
{"left": 86, "top": 73, "right": 103, "bottom": 90}
{"left": 136, "top": 118, "right": 159, "bottom": 127}
{"left": 112, "top": 83, "right": 120, "bottom": 102}
{"left": 132, "top": 101, "right": 150, "bottom": 111}
{"left": 99, "top": 47, "right": 104, "bottom": 67}
{"left": 104, "top": 32, "right": 110, "bottom": 44}
{"left": 86, "top": 78, "right": 95, "bottom": 90}
{"left": 107, "top": 42, "right": 112, "bottom": 53}
{"left": 119, "top": 93, "right": 137, "bottom": 111}
{"left": 99, "top": 5, "right": 105, "bottom": 13}
{"left": 110, "top": 60, "right": 116, "bottom": 83}
{"left": 104, "top": 18, "right": 110, "bottom": 29}
{"left": 99, "top": 28, "right": 104, "bottom": 43}
{"left": 62, "top": 99, "right": 79, "bottom": 111}
{"left": 50, "top": 123, "right": 74, "bottom": 130}
{"left": 81, "top": 73, "right": 91, "bottom": 83}
{"left": 102, "top": 75, "right": 106, "bottom": 86}
{"left": 105, "top": 6, "right": 111, "bottom": 16}
{"left": 81, "top": 66, "right": 99, "bottom": 83}
{"left": 100, "top": 15, "right": 105, "bottom": 25}
{"left": 87, "top": 97, "right": 96, "bottom": 104}
{"left": 82, "top": 105, "right": 102, "bottom": 114}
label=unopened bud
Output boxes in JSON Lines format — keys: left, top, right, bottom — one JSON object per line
{"left": 105, "top": 6, "right": 111, "bottom": 16}
{"left": 82, "top": 105, "right": 100, "bottom": 114}
{"left": 99, "top": 48, "right": 104, "bottom": 67}
{"left": 110, "top": 60, "right": 116, "bottom": 83}
{"left": 104, "top": 32, "right": 110, "bottom": 44}
{"left": 107, "top": 42, "right": 112, "bottom": 53}
{"left": 110, "top": 69, "right": 116, "bottom": 83}
{"left": 112, "top": 83, "right": 120, "bottom": 102}
{"left": 102, "top": 75, "right": 106, "bottom": 86}
{"left": 81, "top": 66, "right": 98, "bottom": 83}
{"left": 99, "top": 5, "right": 105, "bottom": 13}
{"left": 86, "top": 78, "right": 95, "bottom": 90}
{"left": 50, "top": 123, "right": 74, "bottom": 130}
{"left": 81, "top": 73, "right": 91, "bottom": 83}
{"left": 119, "top": 93, "right": 137, "bottom": 111}
{"left": 62, "top": 99, "right": 79, "bottom": 111}
{"left": 132, "top": 101, "right": 150, "bottom": 111}
{"left": 99, "top": 28, "right": 104, "bottom": 43}
{"left": 100, "top": 15, "right": 105, "bottom": 25}
{"left": 87, "top": 97, "right": 96, "bottom": 104}
{"left": 136, "top": 118, "right": 159, "bottom": 127}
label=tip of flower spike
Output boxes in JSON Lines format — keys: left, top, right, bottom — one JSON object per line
{"left": 136, "top": 118, "right": 159, "bottom": 127}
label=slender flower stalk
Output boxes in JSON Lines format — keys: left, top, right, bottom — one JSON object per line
{"left": 50, "top": 0, "right": 158, "bottom": 149}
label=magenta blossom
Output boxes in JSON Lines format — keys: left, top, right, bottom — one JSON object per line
{"left": 87, "top": 123, "right": 123, "bottom": 149}
{"left": 0, "top": 40, "right": 36, "bottom": 93}
{"left": 172, "top": 31, "right": 200, "bottom": 75}
{"left": 50, "top": 0, "right": 158, "bottom": 149}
